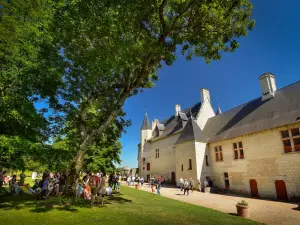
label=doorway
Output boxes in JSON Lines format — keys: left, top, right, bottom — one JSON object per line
{"left": 275, "top": 180, "right": 288, "bottom": 201}
{"left": 171, "top": 172, "right": 176, "bottom": 185}
{"left": 146, "top": 174, "right": 150, "bottom": 182}
{"left": 249, "top": 179, "right": 259, "bottom": 198}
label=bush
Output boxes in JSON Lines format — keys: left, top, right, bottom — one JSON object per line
{"left": 236, "top": 200, "right": 248, "bottom": 207}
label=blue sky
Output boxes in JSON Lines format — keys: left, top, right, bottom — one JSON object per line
{"left": 119, "top": 0, "right": 300, "bottom": 168}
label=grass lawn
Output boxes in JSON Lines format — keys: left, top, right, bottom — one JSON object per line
{"left": 0, "top": 186, "right": 263, "bottom": 225}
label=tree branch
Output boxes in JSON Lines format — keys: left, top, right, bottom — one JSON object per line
{"left": 159, "top": 0, "right": 168, "bottom": 44}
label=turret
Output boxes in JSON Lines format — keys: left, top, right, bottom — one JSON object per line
{"left": 139, "top": 112, "right": 152, "bottom": 179}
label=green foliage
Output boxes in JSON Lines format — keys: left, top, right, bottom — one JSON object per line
{"left": 0, "top": 1, "right": 65, "bottom": 172}
{"left": 0, "top": 0, "right": 65, "bottom": 140}
{"left": 237, "top": 200, "right": 249, "bottom": 207}
{"left": 0, "top": 135, "right": 43, "bottom": 171}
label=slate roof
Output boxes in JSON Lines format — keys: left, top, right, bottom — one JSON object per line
{"left": 144, "top": 80, "right": 300, "bottom": 144}
{"left": 178, "top": 112, "right": 188, "bottom": 121}
{"left": 141, "top": 113, "right": 151, "bottom": 130}
{"left": 176, "top": 118, "right": 209, "bottom": 144}
{"left": 149, "top": 102, "right": 201, "bottom": 141}
{"left": 204, "top": 81, "right": 300, "bottom": 142}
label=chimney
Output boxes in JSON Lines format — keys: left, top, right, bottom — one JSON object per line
{"left": 259, "top": 72, "right": 277, "bottom": 101}
{"left": 175, "top": 104, "right": 181, "bottom": 116}
{"left": 152, "top": 119, "right": 159, "bottom": 130}
{"left": 200, "top": 88, "right": 211, "bottom": 103}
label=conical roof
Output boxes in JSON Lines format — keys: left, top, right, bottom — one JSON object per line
{"left": 176, "top": 118, "right": 208, "bottom": 144}
{"left": 216, "top": 106, "right": 222, "bottom": 115}
{"left": 141, "top": 113, "right": 151, "bottom": 130}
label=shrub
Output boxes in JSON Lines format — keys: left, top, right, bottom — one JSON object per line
{"left": 236, "top": 200, "right": 249, "bottom": 207}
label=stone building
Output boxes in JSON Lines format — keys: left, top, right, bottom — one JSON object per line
{"left": 137, "top": 73, "right": 300, "bottom": 200}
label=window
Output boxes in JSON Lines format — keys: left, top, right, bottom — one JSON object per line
{"left": 188, "top": 159, "right": 192, "bottom": 170}
{"left": 155, "top": 148, "right": 160, "bottom": 158}
{"left": 143, "top": 167, "right": 145, "bottom": 170}
{"left": 224, "top": 172, "right": 230, "bottom": 188}
{"left": 215, "top": 146, "right": 223, "bottom": 162}
{"left": 281, "top": 127, "right": 300, "bottom": 152}
{"left": 143, "top": 157, "right": 145, "bottom": 162}
{"left": 233, "top": 142, "right": 245, "bottom": 159}
{"left": 147, "top": 163, "right": 150, "bottom": 171}
{"left": 205, "top": 155, "right": 209, "bottom": 166}
{"left": 181, "top": 164, "right": 183, "bottom": 171}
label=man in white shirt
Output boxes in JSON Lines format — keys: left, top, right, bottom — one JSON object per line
{"left": 179, "top": 177, "right": 184, "bottom": 191}
{"left": 204, "top": 179, "right": 209, "bottom": 187}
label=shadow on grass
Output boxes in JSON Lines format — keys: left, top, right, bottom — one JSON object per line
{"left": 0, "top": 195, "right": 36, "bottom": 211}
{"left": 228, "top": 213, "right": 238, "bottom": 217}
{"left": 0, "top": 192, "right": 132, "bottom": 213}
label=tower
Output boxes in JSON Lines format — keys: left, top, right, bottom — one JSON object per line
{"left": 138, "top": 112, "right": 152, "bottom": 178}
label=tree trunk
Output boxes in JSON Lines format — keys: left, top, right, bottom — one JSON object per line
{"left": 64, "top": 135, "right": 92, "bottom": 196}
{"left": 64, "top": 149, "right": 85, "bottom": 196}
{"left": 64, "top": 92, "right": 129, "bottom": 196}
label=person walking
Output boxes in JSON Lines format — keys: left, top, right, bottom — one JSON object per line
{"left": 140, "top": 177, "right": 144, "bottom": 187}
{"left": 183, "top": 179, "right": 190, "bottom": 196}
{"left": 179, "top": 177, "right": 184, "bottom": 191}
{"left": 89, "top": 173, "right": 100, "bottom": 206}
{"left": 98, "top": 172, "right": 107, "bottom": 206}
{"left": 157, "top": 181, "right": 161, "bottom": 196}
{"left": 197, "top": 179, "right": 201, "bottom": 192}
{"left": 189, "top": 178, "right": 194, "bottom": 193}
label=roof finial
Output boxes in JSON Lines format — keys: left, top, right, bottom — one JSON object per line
{"left": 216, "top": 96, "right": 222, "bottom": 115}
{"left": 144, "top": 105, "right": 147, "bottom": 115}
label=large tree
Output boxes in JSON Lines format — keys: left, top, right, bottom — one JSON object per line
{"left": 54, "top": 0, "right": 255, "bottom": 195}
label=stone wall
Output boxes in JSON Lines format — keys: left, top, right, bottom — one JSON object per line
{"left": 175, "top": 141, "right": 197, "bottom": 185}
{"left": 141, "top": 133, "right": 180, "bottom": 182}
{"left": 195, "top": 142, "right": 212, "bottom": 184}
{"left": 209, "top": 122, "right": 300, "bottom": 199}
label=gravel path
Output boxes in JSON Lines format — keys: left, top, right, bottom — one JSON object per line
{"left": 128, "top": 184, "right": 299, "bottom": 225}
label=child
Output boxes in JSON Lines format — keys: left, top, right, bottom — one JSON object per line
{"left": 77, "top": 180, "right": 83, "bottom": 198}
{"left": 151, "top": 182, "right": 155, "bottom": 193}
{"left": 157, "top": 182, "right": 161, "bottom": 196}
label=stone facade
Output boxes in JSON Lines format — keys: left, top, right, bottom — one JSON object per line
{"left": 140, "top": 133, "right": 179, "bottom": 182}
{"left": 209, "top": 122, "right": 300, "bottom": 199}
{"left": 137, "top": 75, "right": 300, "bottom": 200}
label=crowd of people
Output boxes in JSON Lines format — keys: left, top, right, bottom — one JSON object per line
{"left": 0, "top": 170, "right": 126, "bottom": 206}
{"left": 179, "top": 177, "right": 213, "bottom": 196}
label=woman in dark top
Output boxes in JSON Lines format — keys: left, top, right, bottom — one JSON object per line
{"left": 58, "top": 174, "right": 66, "bottom": 194}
